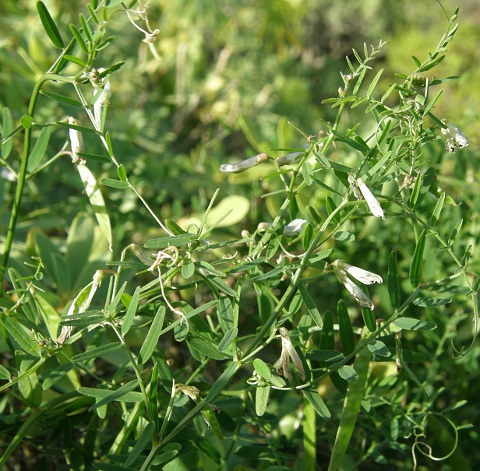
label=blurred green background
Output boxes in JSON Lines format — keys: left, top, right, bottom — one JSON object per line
{"left": 1, "top": 0, "right": 478, "bottom": 250}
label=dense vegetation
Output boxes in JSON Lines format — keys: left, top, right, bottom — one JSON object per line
{"left": 0, "top": 1, "right": 479, "bottom": 469}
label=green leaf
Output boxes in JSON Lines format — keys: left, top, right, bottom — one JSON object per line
{"left": 448, "top": 219, "right": 463, "bottom": 246}
{"left": 107, "top": 281, "right": 127, "bottom": 315}
{"left": 186, "top": 337, "right": 229, "bottom": 361}
{"left": 387, "top": 251, "right": 401, "bottom": 309}
{"left": 88, "top": 380, "right": 139, "bottom": 411}
{"left": 37, "top": 1, "right": 64, "bottom": 49}
{"left": 337, "top": 300, "right": 355, "bottom": 356}
{"left": 0, "top": 364, "right": 11, "bottom": 380}
{"left": 122, "top": 287, "right": 140, "bottom": 335}
{"left": 28, "top": 126, "right": 52, "bottom": 172}
{"left": 338, "top": 365, "right": 358, "bottom": 381}
{"left": 299, "top": 284, "right": 323, "bottom": 329}
{"left": 409, "top": 230, "right": 426, "bottom": 287}
{"left": 20, "top": 114, "right": 33, "bottom": 129}
{"left": 333, "top": 231, "right": 355, "bottom": 242}
{"left": 117, "top": 164, "right": 127, "bottom": 181}
{"left": 367, "top": 340, "right": 391, "bottom": 357}
{"left": 253, "top": 358, "right": 272, "bottom": 379}
{"left": 217, "top": 296, "right": 234, "bottom": 333}
{"left": 367, "top": 68, "right": 384, "bottom": 97}
{"left": 2, "top": 107, "right": 14, "bottom": 158}
{"left": 409, "top": 172, "right": 422, "bottom": 208}
{"left": 303, "top": 389, "right": 331, "bottom": 419}
{"left": 413, "top": 297, "right": 452, "bottom": 307}
{"left": 320, "top": 310, "right": 335, "bottom": 351}
{"left": 63, "top": 54, "right": 87, "bottom": 67}
{"left": 60, "top": 310, "right": 104, "bottom": 327}
{"left": 124, "top": 422, "right": 155, "bottom": 468}
{"left": 69, "top": 23, "right": 88, "bottom": 53}
{"left": 40, "top": 90, "right": 83, "bottom": 107}
{"left": 164, "top": 219, "right": 187, "bottom": 235}
{"left": 139, "top": 306, "right": 166, "bottom": 364}
{"left": 393, "top": 317, "right": 437, "bottom": 331}
{"left": 42, "top": 362, "right": 74, "bottom": 390}
{"left": 218, "top": 327, "right": 238, "bottom": 352}
{"left": 72, "top": 342, "right": 122, "bottom": 362}
{"left": 255, "top": 385, "right": 270, "bottom": 417}
{"left": 144, "top": 234, "right": 195, "bottom": 250}
{"left": 0, "top": 312, "right": 40, "bottom": 357}
{"left": 362, "top": 307, "right": 376, "bottom": 332}
{"left": 181, "top": 260, "right": 195, "bottom": 279}
{"left": 101, "top": 177, "right": 129, "bottom": 189}
{"left": 331, "top": 130, "right": 369, "bottom": 153}
{"left": 430, "top": 192, "right": 446, "bottom": 226}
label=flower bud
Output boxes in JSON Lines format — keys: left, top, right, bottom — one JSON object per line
{"left": 220, "top": 153, "right": 269, "bottom": 173}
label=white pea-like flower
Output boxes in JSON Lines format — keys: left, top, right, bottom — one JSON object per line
{"left": 276, "top": 327, "right": 306, "bottom": 382}
{"left": 68, "top": 117, "right": 85, "bottom": 164}
{"left": 332, "top": 259, "right": 383, "bottom": 285}
{"left": 332, "top": 259, "right": 383, "bottom": 310}
{"left": 283, "top": 219, "right": 307, "bottom": 236}
{"left": 440, "top": 119, "right": 469, "bottom": 153}
{"left": 220, "top": 153, "right": 269, "bottom": 173}
{"left": 357, "top": 177, "right": 385, "bottom": 220}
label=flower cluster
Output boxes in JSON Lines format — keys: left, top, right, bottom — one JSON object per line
{"left": 331, "top": 259, "right": 383, "bottom": 310}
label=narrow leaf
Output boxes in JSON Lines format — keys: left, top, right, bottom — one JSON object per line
{"left": 144, "top": 234, "right": 195, "bottom": 250}
{"left": 218, "top": 327, "right": 238, "bottom": 352}
{"left": 88, "top": 380, "right": 139, "bottom": 411}
{"left": 139, "top": 306, "right": 166, "bottom": 364}
{"left": 299, "top": 284, "right": 323, "bottom": 329}
{"left": 124, "top": 423, "right": 155, "bottom": 468}
{"left": 28, "top": 126, "right": 52, "bottom": 172}
{"left": 337, "top": 300, "right": 355, "bottom": 355}
{"left": 187, "top": 337, "right": 228, "bottom": 361}
{"left": 303, "top": 389, "right": 331, "bottom": 419}
{"left": 367, "top": 68, "right": 384, "bottom": 97}
{"left": 394, "top": 317, "right": 437, "bottom": 331}
{"left": 37, "top": 1, "right": 64, "bottom": 49}
{"left": 2, "top": 107, "right": 14, "bottom": 158}
{"left": 72, "top": 342, "right": 122, "bottom": 362}
{"left": 255, "top": 385, "right": 270, "bottom": 417}
{"left": 361, "top": 307, "right": 376, "bottom": 332}
{"left": 409, "top": 230, "right": 426, "bottom": 287}
{"left": 117, "top": 164, "right": 127, "bottom": 181}
{"left": 448, "top": 219, "right": 463, "bottom": 246}
{"left": 430, "top": 192, "right": 446, "bottom": 226}
{"left": 387, "top": 251, "right": 401, "bottom": 309}
{"left": 101, "top": 177, "right": 129, "bottom": 189}
{"left": 122, "top": 287, "right": 140, "bottom": 335}
{"left": 69, "top": 23, "right": 88, "bottom": 54}
{"left": 40, "top": 90, "right": 83, "bottom": 107}
{"left": 409, "top": 172, "right": 422, "bottom": 208}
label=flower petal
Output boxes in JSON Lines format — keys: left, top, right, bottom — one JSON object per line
{"left": 357, "top": 177, "right": 385, "bottom": 220}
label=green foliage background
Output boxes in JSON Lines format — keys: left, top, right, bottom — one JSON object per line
{"left": 0, "top": 0, "right": 479, "bottom": 469}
